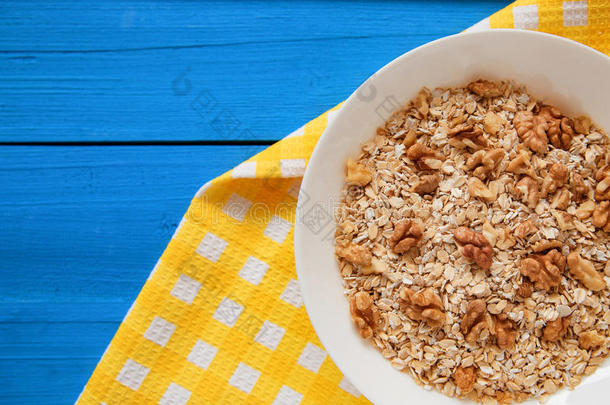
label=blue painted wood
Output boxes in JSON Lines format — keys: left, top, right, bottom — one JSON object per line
{"left": 0, "top": 0, "right": 510, "bottom": 142}
{"left": 0, "top": 145, "right": 266, "bottom": 404}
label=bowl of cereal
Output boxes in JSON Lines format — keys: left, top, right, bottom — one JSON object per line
{"left": 294, "top": 29, "right": 610, "bottom": 405}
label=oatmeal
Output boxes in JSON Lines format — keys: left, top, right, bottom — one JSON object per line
{"left": 334, "top": 80, "right": 610, "bottom": 404}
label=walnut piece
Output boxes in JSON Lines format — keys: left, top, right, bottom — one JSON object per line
{"left": 539, "top": 106, "right": 574, "bottom": 150}
{"left": 515, "top": 176, "right": 539, "bottom": 208}
{"left": 336, "top": 243, "right": 372, "bottom": 266}
{"left": 454, "top": 226, "right": 493, "bottom": 270}
{"left": 361, "top": 257, "right": 387, "bottom": 275}
{"left": 541, "top": 163, "right": 569, "bottom": 198}
{"left": 543, "top": 317, "right": 569, "bottom": 342}
{"left": 468, "top": 178, "right": 499, "bottom": 202}
{"left": 593, "top": 201, "right": 610, "bottom": 231}
{"left": 411, "top": 173, "right": 439, "bottom": 195}
{"left": 461, "top": 299, "right": 488, "bottom": 344}
{"left": 448, "top": 124, "right": 487, "bottom": 150}
{"left": 468, "top": 79, "right": 503, "bottom": 97}
{"left": 349, "top": 291, "right": 379, "bottom": 339}
{"left": 551, "top": 188, "right": 572, "bottom": 210}
{"left": 507, "top": 150, "right": 537, "bottom": 178}
{"left": 465, "top": 148, "right": 505, "bottom": 180}
{"left": 517, "top": 280, "right": 533, "bottom": 298}
{"left": 513, "top": 110, "right": 548, "bottom": 154}
{"left": 399, "top": 287, "right": 445, "bottom": 327}
{"left": 514, "top": 218, "right": 537, "bottom": 239}
{"left": 483, "top": 111, "right": 503, "bottom": 135}
{"left": 531, "top": 239, "right": 563, "bottom": 253}
{"left": 520, "top": 249, "right": 565, "bottom": 291}
{"left": 571, "top": 173, "right": 588, "bottom": 202}
{"left": 494, "top": 314, "right": 517, "bottom": 350}
{"left": 346, "top": 159, "right": 372, "bottom": 186}
{"left": 579, "top": 330, "right": 606, "bottom": 349}
{"left": 388, "top": 220, "right": 423, "bottom": 254}
{"left": 567, "top": 251, "right": 606, "bottom": 291}
{"left": 595, "top": 166, "right": 610, "bottom": 201}
{"left": 454, "top": 366, "right": 476, "bottom": 394}
{"left": 406, "top": 143, "right": 443, "bottom": 170}
{"left": 573, "top": 115, "right": 592, "bottom": 134}
{"left": 576, "top": 200, "right": 596, "bottom": 220}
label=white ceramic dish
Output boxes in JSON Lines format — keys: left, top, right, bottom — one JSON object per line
{"left": 294, "top": 30, "right": 610, "bottom": 405}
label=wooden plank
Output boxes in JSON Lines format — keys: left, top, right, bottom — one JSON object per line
{"left": 0, "top": 0, "right": 510, "bottom": 142}
{"left": 0, "top": 145, "right": 266, "bottom": 403}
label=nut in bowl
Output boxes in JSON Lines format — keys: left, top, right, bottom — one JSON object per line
{"left": 294, "top": 30, "right": 610, "bottom": 405}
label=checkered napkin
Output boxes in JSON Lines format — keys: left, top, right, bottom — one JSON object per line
{"left": 78, "top": 2, "right": 608, "bottom": 404}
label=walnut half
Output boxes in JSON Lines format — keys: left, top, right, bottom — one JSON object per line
{"left": 513, "top": 111, "right": 548, "bottom": 154}
{"left": 349, "top": 291, "right": 379, "bottom": 339}
{"left": 399, "top": 287, "right": 445, "bottom": 327}
{"left": 461, "top": 299, "right": 488, "bottom": 344}
{"left": 567, "top": 251, "right": 606, "bottom": 291}
{"left": 388, "top": 220, "right": 423, "bottom": 254}
{"left": 520, "top": 249, "right": 565, "bottom": 291}
{"left": 465, "top": 148, "right": 505, "bottom": 180}
{"left": 454, "top": 226, "right": 493, "bottom": 270}
{"left": 541, "top": 163, "right": 569, "bottom": 198}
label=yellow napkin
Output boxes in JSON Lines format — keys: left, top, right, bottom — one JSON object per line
{"left": 78, "top": 2, "right": 608, "bottom": 404}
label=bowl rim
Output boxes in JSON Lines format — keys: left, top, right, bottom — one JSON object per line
{"left": 294, "top": 28, "right": 610, "bottom": 404}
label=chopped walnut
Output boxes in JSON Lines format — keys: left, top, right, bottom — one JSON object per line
{"left": 454, "top": 226, "right": 493, "bottom": 270}
{"left": 461, "top": 299, "right": 488, "bottom": 344}
{"left": 346, "top": 159, "right": 373, "bottom": 186}
{"left": 468, "top": 178, "right": 499, "bottom": 202}
{"left": 448, "top": 124, "right": 487, "bottom": 150}
{"left": 595, "top": 166, "right": 610, "bottom": 201}
{"left": 532, "top": 239, "right": 563, "bottom": 253}
{"left": 507, "top": 150, "right": 537, "bottom": 178}
{"left": 539, "top": 106, "right": 574, "bottom": 150}
{"left": 593, "top": 201, "right": 610, "bottom": 231}
{"left": 483, "top": 111, "right": 503, "bottom": 135}
{"left": 349, "top": 292, "right": 379, "bottom": 339}
{"left": 513, "top": 110, "right": 548, "bottom": 154}
{"left": 361, "top": 257, "right": 387, "bottom": 275}
{"left": 543, "top": 317, "right": 570, "bottom": 342}
{"left": 468, "top": 79, "right": 503, "bottom": 97}
{"left": 520, "top": 249, "right": 565, "bottom": 291}
{"left": 454, "top": 366, "right": 476, "bottom": 394}
{"left": 406, "top": 143, "right": 443, "bottom": 170}
{"left": 579, "top": 330, "right": 606, "bottom": 350}
{"left": 551, "top": 188, "right": 572, "bottom": 210}
{"left": 465, "top": 148, "right": 505, "bottom": 180}
{"left": 517, "top": 280, "right": 533, "bottom": 298}
{"left": 514, "top": 218, "right": 537, "bottom": 239}
{"left": 576, "top": 200, "right": 596, "bottom": 220}
{"left": 541, "top": 163, "right": 569, "bottom": 198}
{"left": 573, "top": 115, "right": 592, "bottom": 134}
{"left": 494, "top": 314, "right": 517, "bottom": 350}
{"left": 399, "top": 287, "right": 445, "bottom": 327}
{"left": 414, "top": 89, "right": 429, "bottom": 118}
{"left": 515, "top": 176, "right": 539, "bottom": 208}
{"left": 336, "top": 243, "right": 372, "bottom": 266}
{"left": 567, "top": 251, "right": 606, "bottom": 291}
{"left": 388, "top": 220, "right": 423, "bottom": 254}
{"left": 571, "top": 173, "right": 588, "bottom": 202}
{"left": 411, "top": 173, "right": 439, "bottom": 195}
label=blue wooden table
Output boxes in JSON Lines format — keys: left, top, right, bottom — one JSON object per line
{"left": 0, "top": 1, "right": 510, "bottom": 403}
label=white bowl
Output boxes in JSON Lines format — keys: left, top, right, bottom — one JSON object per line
{"left": 294, "top": 29, "right": 610, "bottom": 405}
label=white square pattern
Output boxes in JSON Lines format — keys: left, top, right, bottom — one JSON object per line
{"left": 143, "top": 316, "right": 176, "bottom": 347}
{"left": 280, "top": 159, "right": 306, "bottom": 177}
{"left": 232, "top": 161, "right": 257, "bottom": 178}
{"left": 563, "top": 1, "right": 587, "bottom": 26}
{"left": 339, "top": 376, "right": 361, "bottom": 397}
{"left": 513, "top": 5, "right": 539, "bottom": 29}
{"left": 229, "top": 362, "right": 261, "bottom": 394}
{"left": 264, "top": 216, "right": 292, "bottom": 244}
{"left": 255, "top": 320, "right": 286, "bottom": 350}
{"left": 159, "top": 383, "right": 191, "bottom": 405}
{"left": 273, "top": 385, "right": 304, "bottom": 405}
{"left": 116, "top": 359, "right": 149, "bottom": 390}
{"left": 238, "top": 256, "right": 269, "bottom": 285}
{"left": 187, "top": 339, "right": 218, "bottom": 370}
{"left": 170, "top": 274, "right": 202, "bottom": 304}
{"left": 280, "top": 279, "right": 303, "bottom": 308}
{"left": 195, "top": 232, "right": 228, "bottom": 263}
{"left": 222, "top": 193, "right": 252, "bottom": 222}
{"left": 213, "top": 297, "right": 244, "bottom": 327}
{"left": 297, "top": 342, "right": 327, "bottom": 373}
